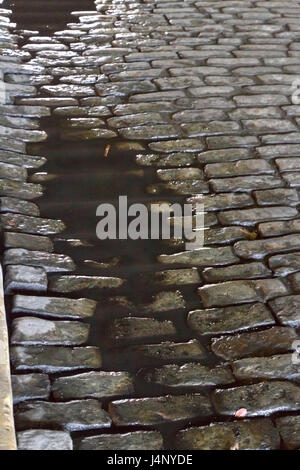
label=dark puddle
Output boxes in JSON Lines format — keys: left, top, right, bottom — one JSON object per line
{"left": 7, "top": 0, "right": 96, "bottom": 33}
{"left": 28, "top": 119, "right": 206, "bottom": 360}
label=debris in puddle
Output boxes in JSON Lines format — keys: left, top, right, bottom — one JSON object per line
{"left": 240, "top": 229, "right": 258, "bottom": 240}
{"left": 113, "top": 141, "right": 145, "bottom": 152}
{"left": 84, "top": 257, "right": 121, "bottom": 269}
{"left": 54, "top": 238, "right": 94, "bottom": 247}
{"left": 104, "top": 144, "right": 110, "bottom": 158}
{"left": 106, "top": 296, "right": 135, "bottom": 310}
{"left": 29, "top": 172, "right": 58, "bottom": 183}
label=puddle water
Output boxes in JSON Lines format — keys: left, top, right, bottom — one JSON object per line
{"left": 27, "top": 106, "right": 209, "bottom": 366}
{"left": 8, "top": 0, "right": 96, "bottom": 33}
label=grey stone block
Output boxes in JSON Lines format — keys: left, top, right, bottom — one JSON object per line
{"left": 17, "top": 430, "right": 73, "bottom": 450}
{"left": 5, "top": 265, "right": 47, "bottom": 293}
{"left": 12, "top": 374, "right": 50, "bottom": 404}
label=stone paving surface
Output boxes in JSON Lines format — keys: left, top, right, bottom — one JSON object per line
{"left": 1, "top": 0, "right": 300, "bottom": 451}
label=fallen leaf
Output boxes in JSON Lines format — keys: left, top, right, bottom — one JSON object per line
{"left": 104, "top": 144, "right": 111, "bottom": 158}
{"left": 235, "top": 408, "right": 248, "bottom": 418}
{"left": 230, "top": 442, "right": 239, "bottom": 450}
{"left": 240, "top": 228, "right": 257, "bottom": 240}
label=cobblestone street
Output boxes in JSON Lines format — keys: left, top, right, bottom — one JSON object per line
{"left": 1, "top": 0, "right": 300, "bottom": 451}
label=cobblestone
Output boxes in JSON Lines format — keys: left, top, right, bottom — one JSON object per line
{"left": 78, "top": 431, "right": 163, "bottom": 451}
{"left": 123, "top": 340, "right": 206, "bottom": 366}
{"left": 269, "top": 252, "right": 300, "bottom": 276}
{"left": 211, "top": 326, "right": 298, "bottom": 361}
{"left": 232, "top": 354, "right": 300, "bottom": 381}
{"left": 0, "top": 213, "right": 65, "bottom": 235}
{"left": 218, "top": 206, "right": 298, "bottom": 226}
{"left": 136, "top": 152, "right": 196, "bottom": 167}
{"left": 109, "top": 394, "right": 213, "bottom": 426}
{"left": 158, "top": 246, "right": 238, "bottom": 266}
{"left": 0, "top": 197, "right": 39, "bottom": 216}
{"left": 0, "top": 178, "right": 43, "bottom": 200}
{"left": 3, "top": 232, "right": 53, "bottom": 252}
{"left": 188, "top": 303, "right": 274, "bottom": 335}
{"left": 108, "top": 317, "right": 176, "bottom": 343}
{"left": 175, "top": 419, "right": 280, "bottom": 450}
{"left": 212, "top": 381, "right": 300, "bottom": 417}
{"left": 15, "top": 399, "right": 111, "bottom": 431}
{"left": 4, "top": 265, "right": 47, "bottom": 294}
{"left": 202, "top": 262, "right": 271, "bottom": 283}
{"left": 276, "top": 416, "right": 300, "bottom": 450}
{"left": 12, "top": 373, "right": 50, "bottom": 404}
{"left": 210, "top": 175, "right": 283, "bottom": 192}
{"left": 141, "top": 290, "right": 185, "bottom": 314}
{"left": 3, "top": 248, "right": 75, "bottom": 273}
{"left": 198, "top": 279, "right": 288, "bottom": 307}
{"left": 254, "top": 188, "right": 300, "bottom": 206}
{"left": 119, "top": 124, "right": 179, "bottom": 140}
{"left": 205, "top": 159, "right": 274, "bottom": 178}
{"left": 11, "top": 317, "right": 89, "bottom": 346}
{"left": 11, "top": 346, "right": 101, "bottom": 373}
{"left": 259, "top": 219, "right": 300, "bottom": 237}
{"left": 52, "top": 371, "right": 134, "bottom": 401}
{"left": 234, "top": 234, "right": 300, "bottom": 259}
{"left": 11, "top": 295, "right": 97, "bottom": 319}
{"left": 17, "top": 430, "right": 73, "bottom": 451}
{"left": 269, "top": 295, "right": 300, "bottom": 327}
{"left": 149, "top": 138, "right": 205, "bottom": 153}
{"left": 141, "top": 363, "right": 234, "bottom": 389}
{"left": 0, "top": 150, "right": 46, "bottom": 169}
{"left": 49, "top": 275, "right": 124, "bottom": 292}
{"left": 187, "top": 192, "right": 253, "bottom": 211}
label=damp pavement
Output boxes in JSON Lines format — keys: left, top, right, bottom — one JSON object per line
{"left": 0, "top": 0, "right": 300, "bottom": 451}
